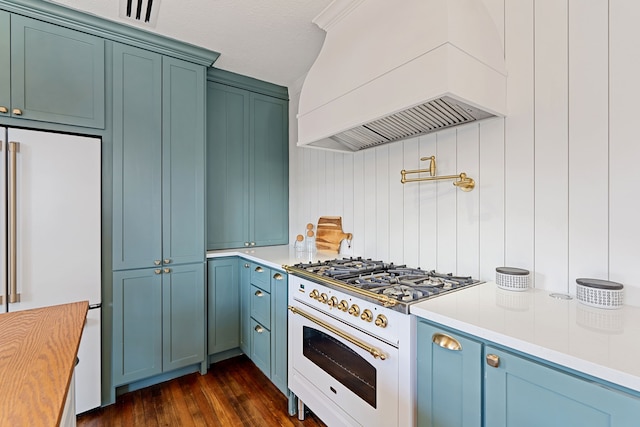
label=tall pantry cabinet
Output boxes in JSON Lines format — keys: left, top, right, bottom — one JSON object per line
{"left": 111, "top": 43, "right": 206, "bottom": 386}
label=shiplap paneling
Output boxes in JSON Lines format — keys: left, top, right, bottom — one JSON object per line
{"left": 534, "top": 0, "right": 570, "bottom": 291}
{"left": 416, "top": 135, "right": 435, "bottom": 270}
{"left": 567, "top": 0, "right": 609, "bottom": 295}
{"left": 610, "top": 0, "right": 640, "bottom": 306}
{"left": 504, "top": 0, "right": 535, "bottom": 279}
{"left": 288, "top": 0, "right": 640, "bottom": 306}
{"left": 456, "top": 124, "right": 481, "bottom": 279}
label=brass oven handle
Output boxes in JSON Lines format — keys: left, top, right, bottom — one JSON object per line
{"left": 432, "top": 333, "right": 462, "bottom": 351}
{"left": 288, "top": 305, "right": 387, "bottom": 361}
{"left": 8, "top": 142, "right": 20, "bottom": 303}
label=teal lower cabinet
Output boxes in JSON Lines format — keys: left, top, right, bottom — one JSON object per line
{"left": 207, "top": 258, "right": 240, "bottom": 355}
{"left": 484, "top": 346, "right": 640, "bottom": 427}
{"left": 417, "top": 319, "right": 640, "bottom": 427}
{"left": 245, "top": 262, "right": 289, "bottom": 396}
{"left": 417, "top": 320, "right": 482, "bottom": 427}
{"left": 239, "top": 262, "right": 251, "bottom": 354}
{"left": 113, "top": 263, "right": 205, "bottom": 386}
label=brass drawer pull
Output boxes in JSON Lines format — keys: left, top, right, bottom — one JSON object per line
{"left": 0, "top": 106, "right": 8, "bottom": 113}
{"left": 255, "top": 290, "right": 264, "bottom": 297}
{"left": 486, "top": 354, "right": 500, "bottom": 368}
{"left": 273, "top": 273, "right": 283, "bottom": 280}
{"left": 254, "top": 325, "right": 264, "bottom": 333}
{"left": 12, "top": 108, "right": 23, "bottom": 116}
{"left": 432, "top": 333, "right": 462, "bottom": 351}
{"left": 255, "top": 266, "right": 264, "bottom": 273}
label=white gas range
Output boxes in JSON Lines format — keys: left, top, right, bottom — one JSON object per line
{"left": 284, "top": 258, "right": 482, "bottom": 427}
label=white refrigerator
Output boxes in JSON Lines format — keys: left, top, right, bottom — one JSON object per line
{"left": 0, "top": 127, "right": 102, "bottom": 414}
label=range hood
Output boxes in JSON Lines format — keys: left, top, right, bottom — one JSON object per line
{"left": 297, "top": 0, "right": 507, "bottom": 152}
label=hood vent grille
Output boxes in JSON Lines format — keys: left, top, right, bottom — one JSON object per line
{"left": 328, "top": 96, "right": 495, "bottom": 151}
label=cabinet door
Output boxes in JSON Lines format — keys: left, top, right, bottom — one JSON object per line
{"left": 113, "top": 269, "right": 163, "bottom": 385}
{"left": 417, "top": 321, "right": 482, "bottom": 427}
{"left": 0, "top": 11, "right": 9, "bottom": 116}
{"left": 239, "top": 261, "right": 251, "bottom": 355}
{"left": 207, "top": 258, "right": 240, "bottom": 355}
{"left": 112, "top": 44, "right": 162, "bottom": 270}
{"left": 162, "top": 263, "right": 205, "bottom": 372}
{"left": 162, "top": 57, "right": 205, "bottom": 265}
{"left": 251, "top": 318, "right": 271, "bottom": 377}
{"left": 250, "top": 93, "right": 289, "bottom": 247}
{"left": 10, "top": 15, "right": 104, "bottom": 128}
{"left": 270, "top": 271, "right": 288, "bottom": 396}
{"left": 484, "top": 346, "right": 640, "bottom": 427}
{"left": 206, "top": 82, "right": 249, "bottom": 249}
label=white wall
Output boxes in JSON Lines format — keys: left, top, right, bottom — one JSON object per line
{"left": 288, "top": 0, "right": 640, "bottom": 306}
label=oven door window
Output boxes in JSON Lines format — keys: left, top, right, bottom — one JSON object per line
{"left": 302, "top": 326, "right": 376, "bottom": 408}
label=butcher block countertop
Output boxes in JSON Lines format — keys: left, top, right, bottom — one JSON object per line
{"left": 0, "top": 301, "right": 88, "bottom": 427}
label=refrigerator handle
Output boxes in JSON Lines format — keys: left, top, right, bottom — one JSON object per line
{"left": 8, "top": 141, "right": 20, "bottom": 304}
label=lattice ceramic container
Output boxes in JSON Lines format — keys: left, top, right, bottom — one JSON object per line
{"left": 576, "top": 278, "right": 624, "bottom": 310}
{"left": 496, "top": 267, "right": 530, "bottom": 292}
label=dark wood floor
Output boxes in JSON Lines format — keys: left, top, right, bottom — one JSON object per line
{"left": 77, "top": 355, "right": 326, "bottom": 427}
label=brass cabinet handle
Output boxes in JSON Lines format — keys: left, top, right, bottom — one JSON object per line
{"left": 255, "top": 266, "right": 264, "bottom": 273}
{"left": 154, "top": 260, "right": 162, "bottom": 266}
{"left": 163, "top": 268, "right": 171, "bottom": 274}
{"left": 273, "top": 273, "right": 283, "bottom": 280}
{"left": 8, "top": 142, "right": 20, "bottom": 303}
{"left": 250, "top": 242, "right": 256, "bottom": 246}
{"left": 163, "top": 259, "right": 171, "bottom": 264}
{"left": 12, "top": 108, "right": 22, "bottom": 116}
{"left": 486, "top": 354, "right": 500, "bottom": 368}
{"left": 254, "top": 290, "right": 264, "bottom": 297}
{"left": 432, "top": 333, "right": 462, "bottom": 351}
{"left": 244, "top": 263, "right": 250, "bottom": 268}
{"left": 244, "top": 242, "right": 249, "bottom": 247}
{"left": 254, "top": 325, "right": 264, "bottom": 333}
{"left": 154, "top": 269, "right": 162, "bottom": 275}
{"left": 0, "top": 106, "right": 8, "bottom": 114}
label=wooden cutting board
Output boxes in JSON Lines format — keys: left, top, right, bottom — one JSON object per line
{"left": 316, "top": 216, "right": 352, "bottom": 253}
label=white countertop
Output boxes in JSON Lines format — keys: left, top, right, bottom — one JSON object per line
{"left": 410, "top": 282, "right": 640, "bottom": 394}
{"left": 206, "top": 245, "right": 340, "bottom": 271}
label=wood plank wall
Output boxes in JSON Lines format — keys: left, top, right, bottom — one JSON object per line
{"left": 288, "top": 0, "right": 640, "bottom": 306}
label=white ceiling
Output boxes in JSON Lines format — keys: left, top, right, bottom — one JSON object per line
{"left": 47, "top": 0, "right": 332, "bottom": 88}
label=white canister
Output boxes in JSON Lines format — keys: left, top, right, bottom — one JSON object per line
{"left": 576, "top": 278, "right": 624, "bottom": 310}
{"left": 496, "top": 267, "right": 530, "bottom": 291}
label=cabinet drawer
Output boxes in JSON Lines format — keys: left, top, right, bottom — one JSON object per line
{"left": 251, "top": 318, "right": 271, "bottom": 377}
{"left": 250, "top": 284, "right": 271, "bottom": 328}
{"left": 250, "top": 263, "right": 270, "bottom": 292}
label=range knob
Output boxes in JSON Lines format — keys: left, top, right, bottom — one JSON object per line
{"left": 375, "top": 314, "right": 388, "bottom": 328}
{"left": 328, "top": 296, "right": 339, "bottom": 307}
{"left": 309, "top": 289, "right": 320, "bottom": 300}
{"left": 319, "top": 293, "right": 329, "bottom": 304}
{"left": 348, "top": 304, "right": 360, "bottom": 317}
{"left": 361, "top": 309, "right": 373, "bottom": 322}
{"left": 337, "top": 300, "right": 349, "bottom": 312}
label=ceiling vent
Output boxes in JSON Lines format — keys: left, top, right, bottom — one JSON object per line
{"left": 119, "top": 0, "right": 160, "bottom": 27}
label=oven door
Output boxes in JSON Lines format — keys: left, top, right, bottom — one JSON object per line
{"left": 288, "top": 304, "right": 399, "bottom": 427}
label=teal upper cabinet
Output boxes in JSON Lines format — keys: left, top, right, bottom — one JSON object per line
{"left": 162, "top": 57, "right": 205, "bottom": 265}
{"left": 206, "top": 82, "right": 249, "bottom": 249}
{"left": 206, "top": 77, "right": 289, "bottom": 250}
{"left": 0, "top": 11, "right": 9, "bottom": 114}
{"left": 113, "top": 43, "right": 205, "bottom": 270}
{"left": 0, "top": 14, "right": 104, "bottom": 128}
{"left": 250, "top": 93, "right": 288, "bottom": 247}
{"left": 112, "top": 44, "right": 163, "bottom": 270}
